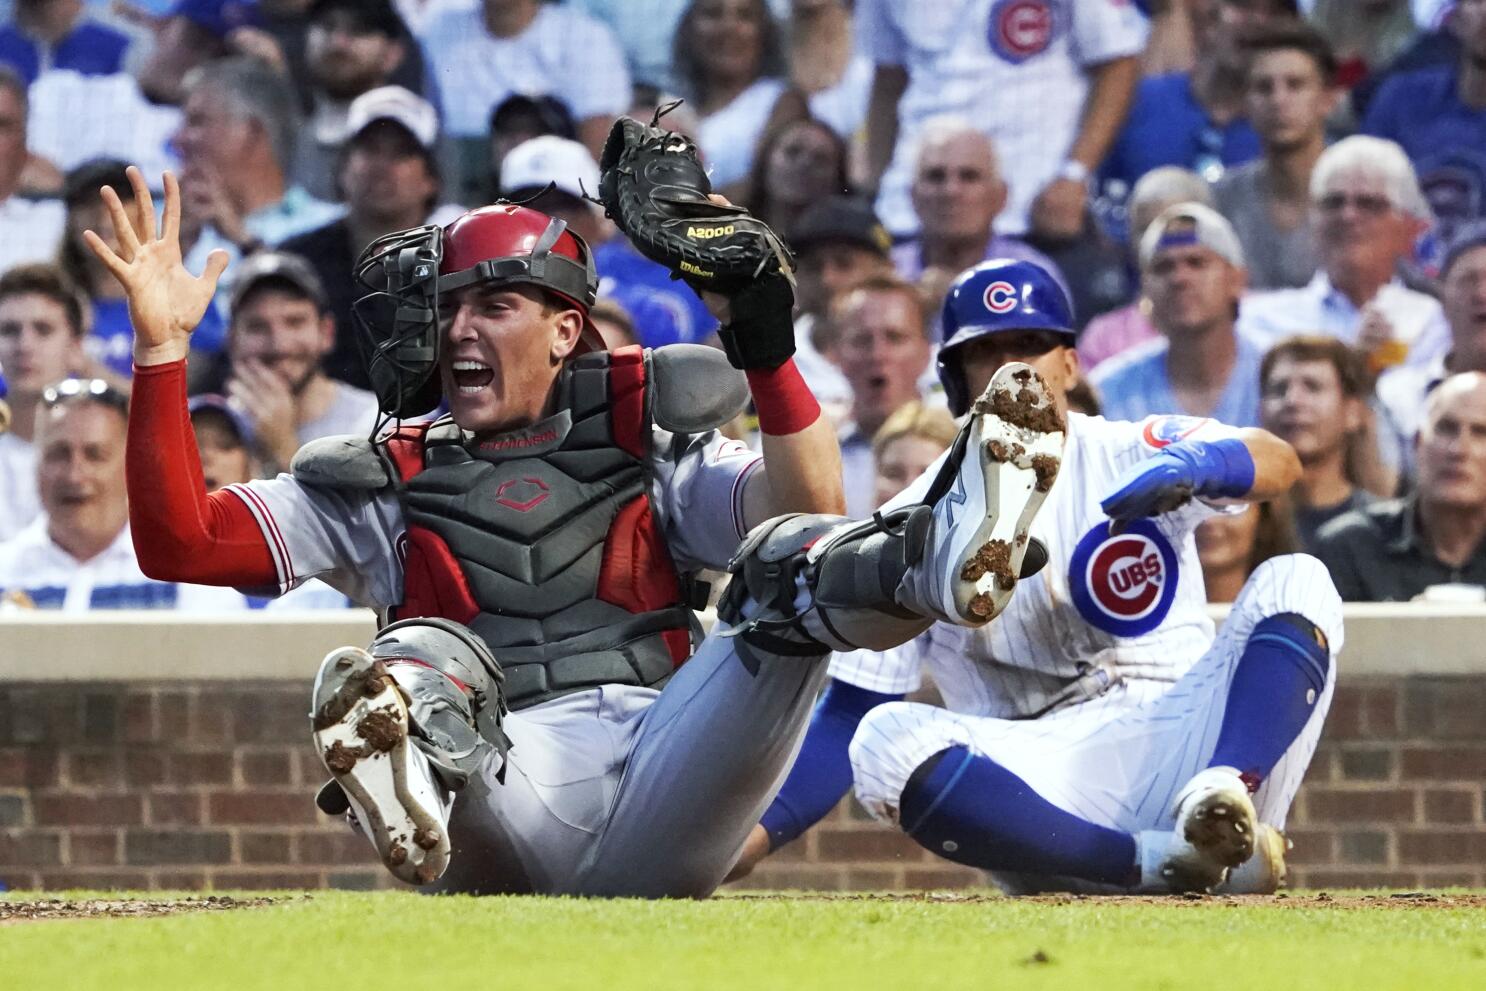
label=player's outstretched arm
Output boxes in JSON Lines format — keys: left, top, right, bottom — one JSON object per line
{"left": 82, "top": 166, "right": 229, "bottom": 367}
{"left": 1101, "top": 427, "right": 1301, "bottom": 525}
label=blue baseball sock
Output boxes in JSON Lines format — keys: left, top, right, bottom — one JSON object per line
{"left": 1208, "top": 613, "right": 1331, "bottom": 789}
{"left": 898, "top": 746, "right": 1138, "bottom": 886}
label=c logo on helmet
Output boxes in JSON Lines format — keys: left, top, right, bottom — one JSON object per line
{"left": 988, "top": 0, "right": 1055, "bottom": 65}
{"left": 982, "top": 280, "right": 1019, "bottom": 314}
{"left": 1142, "top": 415, "right": 1210, "bottom": 449}
{"left": 1068, "top": 519, "right": 1179, "bottom": 637}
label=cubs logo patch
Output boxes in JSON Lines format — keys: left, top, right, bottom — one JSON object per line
{"left": 988, "top": 0, "right": 1055, "bottom": 65}
{"left": 1069, "top": 519, "right": 1179, "bottom": 637}
{"left": 1142, "top": 415, "right": 1210, "bottom": 449}
{"left": 982, "top": 280, "right": 1019, "bottom": 314}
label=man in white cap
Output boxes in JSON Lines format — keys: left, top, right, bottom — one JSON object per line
{"left": 281, "top": 85, "right": 448, "bottom": 388}
{"left": 1092, "top": 202, "right": 1263, "bottom": 426}
{"left": 498, "top": 134, "right": 609, "bottom": 248}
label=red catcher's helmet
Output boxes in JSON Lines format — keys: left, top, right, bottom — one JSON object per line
{"left": 438, "top": 204, "right": 603, "bottom": 354}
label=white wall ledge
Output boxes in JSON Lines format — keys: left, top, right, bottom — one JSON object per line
{"left": 2, "top": 604, "right": 1485, "bottom": 681}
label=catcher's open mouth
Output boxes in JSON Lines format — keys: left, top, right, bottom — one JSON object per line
{"left": 452, "top": 360, "right": 494, "bottom": 393}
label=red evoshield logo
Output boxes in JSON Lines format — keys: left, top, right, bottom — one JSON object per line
{"left": 495, "top": 476, "right": 550, "bottom": 512}
{"left": 1069, "top": 520, "right": 1179, "bottom": 636}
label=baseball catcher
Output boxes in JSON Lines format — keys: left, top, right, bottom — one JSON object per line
{"left": 89, "top": 159, "right": 1065, "bottom": 896}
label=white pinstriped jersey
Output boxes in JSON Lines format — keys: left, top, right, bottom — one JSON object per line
{"left": 222, "top": 423, "right": 762, "bottom": 607}
{"left": 859, "top": 0, "right": 1148, "bottom": 236}
{"left": 829, "top": 412, "right": 1244, "bottom": 718}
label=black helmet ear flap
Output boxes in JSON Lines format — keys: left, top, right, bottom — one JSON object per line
{"left": 352, "top": 225, "right": 446, "bottom": 419}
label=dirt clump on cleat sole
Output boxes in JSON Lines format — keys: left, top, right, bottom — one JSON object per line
{"left": 357, "top": 707, "right": 405, "bottom": 752}
{"left": 978, "top": 384, "right": 1064, "bottom": 435}
{"left": 1030, "top": 453, "right": 1060, "bottom": 492}
{"left": 960, "top": 539, "right": 1015, "bottom": 589}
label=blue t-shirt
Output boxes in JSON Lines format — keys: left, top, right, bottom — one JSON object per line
{"left": 86, "top": 296, "right": 227, "bottom": 379}
{"left": 1101, "top": 73, "right": 1260, "bottom": 190}
{"left": 1091, "top": 333, "right": 1264, "bottom": 428}
{"left": 1363, "top": 64, "right": 1486, "bottom": 243}
{"left": 0, "top": 20, "right": 129, "bottom": 85}
{"left": 593, "top": 239, "right": 719, "bottom": 348}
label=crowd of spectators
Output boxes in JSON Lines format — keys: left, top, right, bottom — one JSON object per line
{"left": 1, "top": 0, "right": 1484, "bottom": 612}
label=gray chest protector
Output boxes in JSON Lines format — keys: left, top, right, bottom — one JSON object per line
{"left": 297, "top": 344, "right": 748, "bottom": 710}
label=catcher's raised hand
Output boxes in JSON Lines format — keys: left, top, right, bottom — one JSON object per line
{"left": 82, "top": 166, "right": 229, "bottom": 367}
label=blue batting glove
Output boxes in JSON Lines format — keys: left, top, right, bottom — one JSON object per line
{"left": 1100, "top": 438, "right": 1255, "bottom": 525}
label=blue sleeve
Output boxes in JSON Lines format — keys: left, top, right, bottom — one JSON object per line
{"left": 758, "top": 679, "right": 903, "bottom": 849}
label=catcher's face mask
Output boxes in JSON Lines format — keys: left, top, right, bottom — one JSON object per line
{"left": 352, "top": 205, "right": 601, "bottom": 418}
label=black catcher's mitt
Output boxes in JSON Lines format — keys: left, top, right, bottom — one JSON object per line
{"left": 597, "top": 103, "right": 795, "bottom": 295}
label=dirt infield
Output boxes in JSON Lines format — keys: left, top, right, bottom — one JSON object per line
{"left": 726, "top": 890, "right": 1486, "bottom": 910}
{"left": 0, "top": 895, "right": 284, "bottom": 924}
{"left": 3, "top": 890, "right": 1483, "bottom": 925}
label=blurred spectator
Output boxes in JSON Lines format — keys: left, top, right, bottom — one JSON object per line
{"left": 0, "top": 68, "right": 66, "bottom": 272}
{"left": 136, "top": 0, "right": 261, "bottom": 107}
{"left": 281, "top": 85, "right": 444, "bottom": 388}
{"left": 222, "top": 251, "right": 379, "bottom": 475}
{"left": 1260, "top": 336, "right": 1378, "bottom": 548}
{"left": 0, "top": 0, "right": 130, "bottom": 85}
{"left": 293, "top": 0, "right": 422, "bottom": 202}
{"left": 1093, "top": 203, "right": 1263, "bottom": 424}
{"left": 1362, "top": 0, "right": 1486, "bottom": 249}
{"left": 1237, "top": 136, "right": 1449, "bottom": 371}
{"left": 860, "top": 0, "right": 1146, "bottom": 241}
{"left": 833, "top": 275, "right": 932, "bottom": 518}
{"left": 890, "top": 119, "right": 1066, "bottom": 293}
{"left": 1214, "top": 21, "right": 1338, "bottom": 291}
{"left": 871, "top": 398, "right": 956, "bottom": 508}
{"left": 420, "top": 0, "right": 630, "bottom": 155}
{"left": 1378, "top": 222, "right": 1486, "bottom": 474}
{"left": 1315, "top": 371, "right": 1486, "bottom": 600}
{"left": 673, "top": 0, "right": 807, "bottom": 198}
{"left": 0, "top": 263, "right": 85, "bottom": 541}
{"left": 1103, "top": 0, "right": 1285, "bottom": 190}
{"left": 1078, "top": 166, "right": 1212, "bottom": 371}
{"left": 589, "top": 298, "right": 639, "bottom": 351}
{"left": 486, "top": 92, "right": 577, "bottom": 201}
{"left": 1141, "top": 0, "right": 1302, "bottom": 75}
{"left": 1195, "top": 497, "right": 1300, "bottom": 601}
{"left": 788, "top": 195, "right": 894, "bottom": 425}
{"left": 1308, "top": 0, "right": 1418, "bottom": 92}
{"left": 499, "top": 134, "right": 608, "bottom": 247}
{"left": 788, "top": 0, "right": 872, "bottom": 141}
{"left": 175, "top": 56, "right": 342, "bottom": 279}
{"left": 0, "top": 378, "right": 244, "bottom": 610}
{"left": 743, "top": 116, "right": 849, "bottom": 234}
{"left": 568, "top": 0, "right": 693, "bottom": 90}
{"left": 188, "top": 392, "right": 258, "bottom": 491}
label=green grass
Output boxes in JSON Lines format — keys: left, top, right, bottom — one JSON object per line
{"left": 3, "top": 891, "right": 1485, "bottom": 991}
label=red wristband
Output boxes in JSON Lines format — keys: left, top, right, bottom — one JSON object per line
{"left": 746, "top": 358, "right": 821, "bottom": 436}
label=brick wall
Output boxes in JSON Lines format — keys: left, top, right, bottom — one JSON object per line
{"left": 1, "top": 676, "right": 1482, "bottom": 892}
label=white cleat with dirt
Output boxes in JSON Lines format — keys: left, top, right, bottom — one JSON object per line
{"left": 1216, "top": 823, "right": 1290, "bottom": 895}
{"left": 919, "top": 362, "right": 1065, "bottom": 626}
{"left": 311, "top": 646, "right": 451, "bottom": 886}
{"left": 1172, "top": 766, "right": 1259, "bottom": 871}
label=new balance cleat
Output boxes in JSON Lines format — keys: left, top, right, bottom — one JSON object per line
{"left": 1171, "top": 766, "right": 1259, "bottom": 870}
{"left": 311, "top": 646, "right": 451, "bottom": 886}
{"left": 920, "top": 362, "right": 1065, "bottom": 625}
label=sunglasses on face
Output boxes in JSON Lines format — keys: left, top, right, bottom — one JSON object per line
{"left": 1315, "top": 192, "right": 1393, "bottom": 216}
{"left": 42, "top": 377, "right": 129, "bottom": 415}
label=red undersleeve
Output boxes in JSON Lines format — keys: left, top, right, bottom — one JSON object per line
{"left": 127, "top": 361, "right": 278, "bottom": 587}
{"left": 746, "top": 358, "right": 821, "bottom": 436}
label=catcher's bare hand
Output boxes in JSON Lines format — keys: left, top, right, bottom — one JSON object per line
{"left": 82, "top": 166, "right": 229, "bottom": 367}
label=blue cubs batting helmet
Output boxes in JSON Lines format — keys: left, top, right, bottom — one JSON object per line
{"left": 937, "top": 259, "right": 1076, "bottom": 415}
